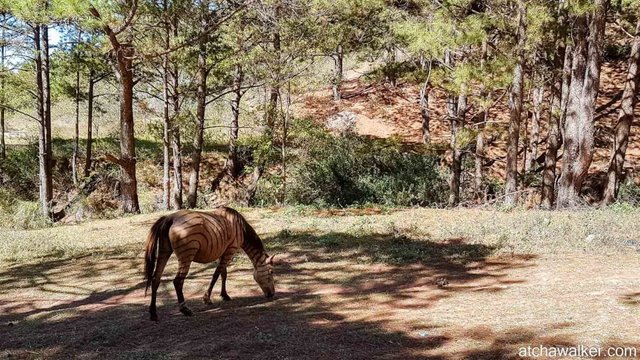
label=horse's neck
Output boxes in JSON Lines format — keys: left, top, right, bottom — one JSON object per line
{"left": 241, "top": 242, "right": 266, "bottom": 268}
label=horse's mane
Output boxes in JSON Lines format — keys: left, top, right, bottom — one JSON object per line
{"left": 222, "top": 207, "right": 265, "bottom": 253}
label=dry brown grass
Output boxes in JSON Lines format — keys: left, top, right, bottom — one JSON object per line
{"left": 1, "top": 207, "right": 640, "bottom": 359}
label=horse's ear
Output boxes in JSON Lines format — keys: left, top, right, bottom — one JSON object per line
{"left": 267, "top": 254, "right": 275, "bottom": 265}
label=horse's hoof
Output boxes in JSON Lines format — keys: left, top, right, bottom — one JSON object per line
{"left": 221, "top": 294, "right": 232, "bottom": 301}
{"left": 150, "top": 313, "right": 158, "bottom": 322}
{"left": 202, "top": 293, "right": 212, "bottom": 305}
{"left": 179, "top": 304, "right": 193, "bottom": 316}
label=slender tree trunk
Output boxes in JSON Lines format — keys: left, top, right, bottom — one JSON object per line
{"left": 171, "top": 65, "right": 182, "bottom": 210}
{"left": 34, "top": 24, "right": 53, "bottom": 218}
{"left": 35, "top": 25, "right": 48, "bottom": 217}
{"left": 542, "top": 31, "right": 571, "bottom": 208}
{"left": 332, "top": 45, "right": 343, "bottom": 101}
{"left": 557, "top": 0, "right": 608, "bottom": 208}
{"left": 419, "top": 81, "right": 430, "bottom": 144}
{"left": 171, "top": 125, "right": 183, "bottom": 209}
{"left": 504, "top": 1, "right": 527, "bottom": 207}
{"left": 603, "top": 17, "right": 640, "bottom": 204}
{"left": 161, "top": 2, "right": 171, "bottom": 210}
{"left": 266, "top": 16, "right": 281, "bottom": 131}
{"left": 228, "top": 65, "right": 243, "bottom": 179}
{"left": 445, "top": 50, "right": 461, "bottom": 207}
{"left": 542, "top": 83, "right": 562, "bottom": 207}
{"left": 84, "top": 77, "right": 94, "bottom": 177}
{"left": 187, "top": 33, "right": 207, "bottom": 209}
{"left": 474, "top": 114, "right": 486, "bottom": 202}
{"left": 162, "top": 52, "right": 171, "bottom": 210}
{"left": 0, "top": 100, "right": 4, "bottom": 161}
{"left": 526, "top": 82, "right": 543, "bottom": 173}
{"left": 280, "top": 82, "right": 291, "bottom": 204}
{"left": 385, "top": 47, "right": 398, "bottom": 87}
{"left": 43, "top": 25, "right": 52, "bottom": 208}
{"left": 72, "top": 51, "right": 80, "bottom": 185}
{"left": 475, "top": 39, "right": 489, "bottom": 202}
{"left": 0, "top": 15, "right": 5, "bottom": 160}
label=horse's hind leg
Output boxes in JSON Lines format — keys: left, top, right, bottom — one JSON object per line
{"left": 219, "top": 266, "right": 231, "bottom": 301}
{"left": 174, "top": 257, "right": 194, "bottom": 316}
{"left": 150, "top": 250, "right": 171, "bottom": 321}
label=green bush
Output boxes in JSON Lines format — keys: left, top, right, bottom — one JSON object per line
{"left": 617, "top": 180, "right": 640, "bottom": 206}
{"left": 0, "top": 189, "right": 51, "bottom": 229}
{"left": 255, "top": 119, "right": 446, "bottom": 207}
{"left": 0, "top": 145, "right": 39, "bottom": 201}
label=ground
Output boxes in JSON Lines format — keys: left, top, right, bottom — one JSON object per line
{"left": 1, "top": 208, "right": 640, "bottom": 359}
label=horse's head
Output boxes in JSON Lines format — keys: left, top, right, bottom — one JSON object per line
{"left": 254, "top": 254, "right": 275, "bottom": 298}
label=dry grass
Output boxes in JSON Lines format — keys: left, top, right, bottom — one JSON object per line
{"left": 1, "top": 207, "right": 640, "bottom": 359}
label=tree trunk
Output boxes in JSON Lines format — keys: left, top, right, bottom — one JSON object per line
{"left": 385, "top": 47, "right": 398, "bottom": 87}
{"left": 228, "top": 65, "right": 243, "bottom": 179}
{"left": 84, "top": 77, "right": 95, "bottom": 177}
{"left": 187, "top": 34, "right": 207, "bottom": 209}
{"left": 162, "top": 51, "right": 171, "bottom": 210}
{"left": 266, "top": 22, "right": 281, "bottom": 131}
{"left": 43, "top": 25, "right": 52, "bottom": 208}
{"left": 332, "top": 45, "right": 343, "bottom": 101}
{"left": 171, "top": 129, "right": 183, "bottom": 209}
{"left": 603, "top": 17, "right": 640, "bottom": 204}
{"left": 0, "top": 101, "right": 4, "bottom": 161}
{"left": 474, "top": 39, "right": 489, "bottom": 202}
{"left": 90, "top": 5, "right": 140, "bottom": 213}
{"left": 72, "top": 56, "right": 80, "bottom": 185}
{"left": 542, "top": 27, "right": 571, "bottom": 208}
{"left": 504, "top": 1, "right": 526, "bottom": 207}
{"left": 114, "top": 44, "right": 140, "bottom": 213}
{"left": 171, "top": 64, "right": 182, "bottom": 209}
{"left": 419, "top": 81, "right": 430, "bottom": 144}
{"left": 445, "top": 50, "right": 461, "bottom": 207}
{"left": 557, "top": 0, "right": 608, "bottom": 208}
{"left": 526, "top": 82, "right": 543, "bottom": 173}
{"left": 474, "top": 119, "right": 485, "bottom": 202}
{"left": 280, "top": 82, "right": 291, "bottom": 204}
{"left": 35, "top": 25, "right": 53, "bottom": 218}
{"left": 542, "top": 82, "right": 562, "bottom": 208}
{"left": 0, "top": 15, "right": 5, "bottom": 160}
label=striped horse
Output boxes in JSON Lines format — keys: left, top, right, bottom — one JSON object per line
{"left": 144, "top": 207, "right": 275, "bottom": 321}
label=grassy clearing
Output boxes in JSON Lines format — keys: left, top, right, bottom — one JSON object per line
{"left": 1, "top": 207, "right": 640, "bottom": 359}
{"left": 2, "top": 207, "right": 640, "bottom": 264}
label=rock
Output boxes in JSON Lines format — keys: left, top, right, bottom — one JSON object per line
{"left": 326, "top": 111, "right": 357, "bottom": 135}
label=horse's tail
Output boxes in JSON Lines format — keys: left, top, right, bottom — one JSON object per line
{"left": 144, "top": 215, "right": 172, "bottom": 296}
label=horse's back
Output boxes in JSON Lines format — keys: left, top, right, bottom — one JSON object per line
{"left": 168, "top": 208, "right": 242, "bottom": 264}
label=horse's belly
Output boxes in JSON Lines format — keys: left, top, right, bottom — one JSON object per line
{"left": 192, "top": 246, "right": 226, "bottom": 264}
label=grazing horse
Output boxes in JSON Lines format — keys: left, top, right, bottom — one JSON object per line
{"left": 144, "top": 207, "right": 275, "bottom": 321}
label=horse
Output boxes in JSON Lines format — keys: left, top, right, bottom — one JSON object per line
{"left": 144, "top": 207, "right": 275, "bottom": 321}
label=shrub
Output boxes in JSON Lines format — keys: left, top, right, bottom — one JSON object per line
{"left": 0, "top": 145, "right": 39, "bottom": 201}
{"left": 0, "top": 189, "right": 51, "bottom": 229}
{"left": 617, "top": 180, "right": 640, "bottom": 207}
{"left": 255, "top": 119, "right": 447, "bottom": 207}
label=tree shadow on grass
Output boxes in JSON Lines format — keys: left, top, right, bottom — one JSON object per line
{"left": 2, "top": 231, "right": 636, "bottom": 359}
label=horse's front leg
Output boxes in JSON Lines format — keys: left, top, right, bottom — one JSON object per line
{"left": 202, "top": 266, "right": 222, "bottom": 305}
